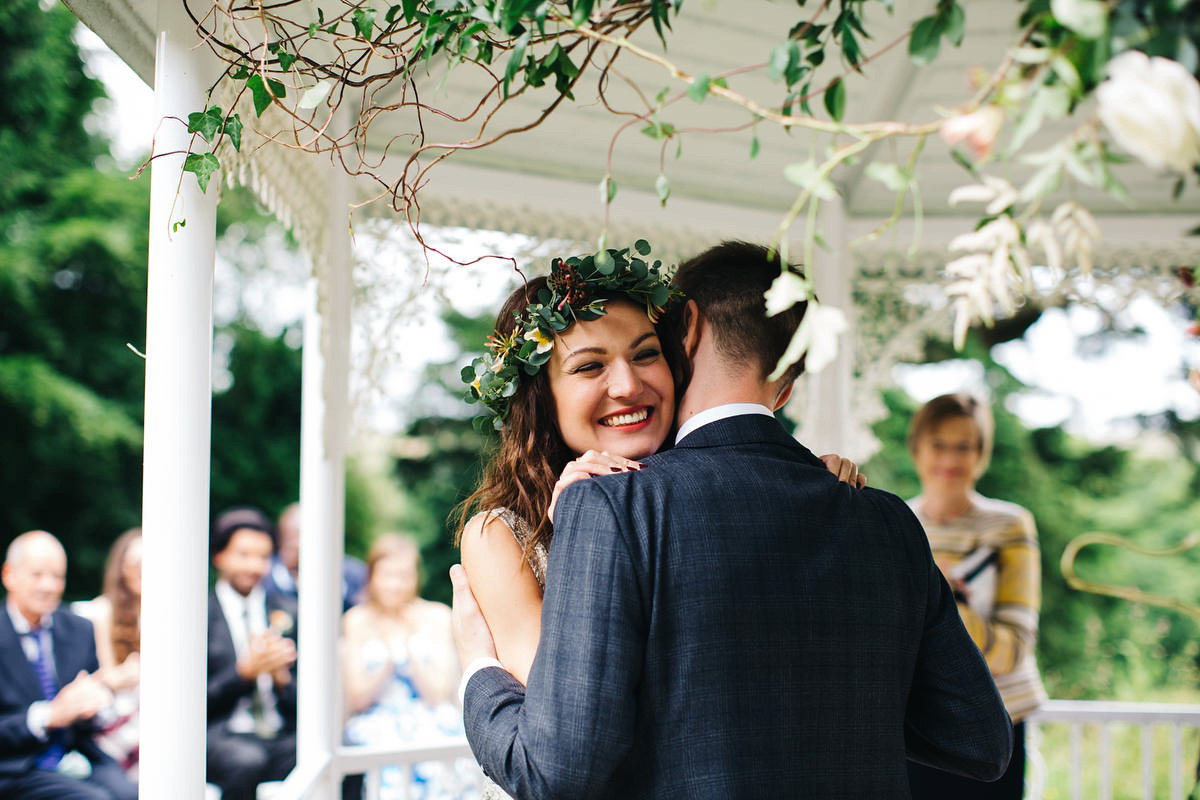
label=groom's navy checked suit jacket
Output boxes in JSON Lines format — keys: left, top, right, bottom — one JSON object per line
{"left": 463, "top": 414, "right": 1013, "bottom": 799}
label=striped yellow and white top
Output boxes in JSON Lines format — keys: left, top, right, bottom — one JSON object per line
{"left": 909, "top": 492, "right": 1048, "bottom": 722}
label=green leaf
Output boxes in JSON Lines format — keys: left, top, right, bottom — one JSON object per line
{"left": 385, "top": 4, "right": 403, "bottom": 22}
{"left": 655, "top": 174, "right": 670, "bottom": 207}
{"left": 222, "top": 113, "right": 243, "bottom": 151}
{"left": 183, "top": 152, "right": 221, "bottom": 193}
{"left": 402, "top": 0, "right": 419, "bottom": 22}
{"left": 823, "top": 78, "right": 845, "bottom": 122}
{"left": 267, "top": 78, "right": 287, "bottom": 100}
{"left": 768, "top": 42, "right": 796, "bottom": 82}
{"left": 942, "top": 3, "right": 965, "bottom": 47}
{"left": 864, "top": 162, "right": 912, "bottom": 192}
{"left": 502, "top": 31, "right": 530, "bottom": 97}
{"left": 232, "top": 64, "right": 251, "bottom": 80}
{"left": 640, "top": 119, "right": 675, "bottom": 139}
{"left": 246, "top": 75, "right": 274, "bottom": 117}
{"left": 571, "top": 0, "right": 595, "bottom": 25}
{"left": 187, "top": 107, "right": 223, "bottom": 143}
{"left": 634, "top": 238, "right": 652, "bottom": 255}
{"left": 599, "top": 174, "right": 617, "bottom": 203}
{"left": 688, "top": 73, "right": 711, "bottom": 103}
{"left": 750, "top": 134, "right": 760, "bottom": 159}
{"left": 173, "top": 218, "right": 187, "bottom": 233}
{"left": 594, "top": 249, "right": 615, "bottom": 274}
{"left": 908, "top": 16, "right": 941, "bottom": 66}
{"left": 308, "top": 22, "right": 320, "bottom": 37}
{"left": 783, "top": 160, "right": 838, "bottom": 200}
{"left": 352, "top": 7, "right": 377, "bottom": 38}
{"left": 276, "top": 49, "right": 298, "bottom": 72}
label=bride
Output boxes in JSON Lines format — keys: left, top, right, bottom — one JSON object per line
{"left": 456, "top": 242, "right": 861, "bottom": 796}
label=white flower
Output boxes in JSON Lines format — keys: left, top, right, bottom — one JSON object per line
{"left": 1096, "top": 51, "right": 1200, "bottom": 174}
{"left": 1051, "top": 0, "right": 1108, "bottom": 40}
{"left": 939, "top": 106, "right": 1005, "bottom": 160}
{"left": 763, "top": 270, "right": 812, "bottom": 317}
{"left": 768, "top": 301, "right": 846, "bottom": 379}
{"left": 524, "top": 327, "right": 554, "bottom": 354}
{"left": 947, "top": 176, "right": 1019, "bottom": 216}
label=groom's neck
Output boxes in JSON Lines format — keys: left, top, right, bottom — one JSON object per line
{"left": 675, "top": 363, "right": 776, "bottom": 429}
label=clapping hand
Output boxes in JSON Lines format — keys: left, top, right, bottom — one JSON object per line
{"left": 239, "top": 632, "right": 297, "bottom": 686}
{"left": 46, "top": 670, "right": 114, "bottom": 729}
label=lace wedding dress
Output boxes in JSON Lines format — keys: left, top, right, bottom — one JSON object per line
{"left": 472, "top": 508, "right": 548, "bottom": 800}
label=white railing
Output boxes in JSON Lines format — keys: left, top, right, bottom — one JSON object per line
{"left": 1028, "top": 700, "right": 1200, "bottom": 800}
{"left": 262, "top": 700, "right": 1200, "bottom": 800}
{"left": 261, "top": 738, "right": 482, "bottom": 800}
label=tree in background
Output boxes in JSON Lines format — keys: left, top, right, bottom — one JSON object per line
{"left": 0, "top": 0, "right": 148, "bottom": 589}
{"left": 0, "top": 0, "right": 384, "bottom": 597}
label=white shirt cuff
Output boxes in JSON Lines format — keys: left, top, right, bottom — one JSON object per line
{"left": 458, "top": 657, "right": 505, "bottom": 708}
{"left": 26, "top": 701, "right": 50, "bottom": 740}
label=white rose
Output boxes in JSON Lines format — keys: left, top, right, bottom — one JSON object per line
{"left": 1096, "top": 50, "right": 1200, "bottom": 174}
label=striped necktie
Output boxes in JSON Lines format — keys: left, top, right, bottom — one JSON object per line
{"left": 26, "top": 628, "right": 66, "bottom": 770}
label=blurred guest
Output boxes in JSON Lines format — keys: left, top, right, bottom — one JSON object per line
{"left": 263, "top": 502, "right": 367, "bottom": 611}
{"left": 342, "top": 534, "right": 476, "bottom": 799}
{"left": 206, "top": 507, "right": 298, "bottom": 800}
{"left": 89, "top": 528, "right": 143, "bottom": 779}
{"left": 0, "top": 530, "right": 137, "bottom": 800}
{"left": 906, "top": 393, "right": 1046, "bottom": 798}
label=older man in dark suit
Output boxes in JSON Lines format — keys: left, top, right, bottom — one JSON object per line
{"left": 206, "top": 506, "right": 298, "bottom": 800}
{"left": 452, "top": 241, "right": 1013, "bottom": 798}
{"left": 0, "top": 530, "right": 138, "bottom": 800}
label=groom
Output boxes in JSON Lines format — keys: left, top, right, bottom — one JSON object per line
{"left": 452, "top": 240, "right": 1013, "bottom": 797}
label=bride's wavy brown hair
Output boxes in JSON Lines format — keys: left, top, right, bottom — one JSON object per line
{"left": 456, "top": 276, "right": 684, "bottom": 562}
{"left": 103, "top": 527, "right": 142, "bottom": 664}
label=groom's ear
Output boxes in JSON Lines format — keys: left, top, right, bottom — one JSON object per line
{"left": 681, "top": 300, "right": 702, "bottom": 357}
{"left": 772, "top": 382, "right": 794, "bottom": 411}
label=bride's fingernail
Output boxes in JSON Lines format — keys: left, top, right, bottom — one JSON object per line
{"left": 610, "top": 466, "right": 623, "bottom": 472}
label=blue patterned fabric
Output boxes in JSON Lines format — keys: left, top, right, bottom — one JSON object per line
{"left": 25, "top": 629, "right": 66, "bottom": 770}
{"left": 464, "top": 414, "right": 1013, "bottom": 799}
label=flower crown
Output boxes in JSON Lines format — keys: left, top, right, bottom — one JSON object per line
{"left": 462, "top": 240, "right": 683, "bottom": 432}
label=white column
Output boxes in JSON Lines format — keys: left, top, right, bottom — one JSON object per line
{"left": 139, "top": 1, "right": 219, "bottom": 797}
{"left": 800, "top": 195, "right": 854, "bottom": 457}
{"left": 296, "top": 165, "right": 353, "bottom": 798}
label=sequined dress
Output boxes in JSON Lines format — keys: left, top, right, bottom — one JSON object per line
{"left": 474, "top": 509, "right": 548, "bottom": 800}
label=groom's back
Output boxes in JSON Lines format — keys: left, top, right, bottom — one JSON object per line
{"left": 588, "top": 415, "right": 1007, "bottom": 798}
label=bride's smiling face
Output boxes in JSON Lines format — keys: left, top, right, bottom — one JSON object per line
{"left": 547, "top": 299, "right": 675, "bottom": 460}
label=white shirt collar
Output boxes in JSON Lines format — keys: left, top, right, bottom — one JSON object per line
{"left": 214, "top": 579, "right": 265, "bottom": 618}
{"left": 5, "top": 598, "right": 51, "bottom": 634}
{"left": 675, "top": 403, "right": 774, "bottom": 444}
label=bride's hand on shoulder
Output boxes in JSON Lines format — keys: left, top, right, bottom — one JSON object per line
{"left": 548, "top": 450, "right": 644, "bottom": 521}
{"left": 820, "top": 453, "right": 866, "bottom": 489}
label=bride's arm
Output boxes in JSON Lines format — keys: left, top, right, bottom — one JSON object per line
{"left": 459, "top": 513, "right": 544, "bottom": 686}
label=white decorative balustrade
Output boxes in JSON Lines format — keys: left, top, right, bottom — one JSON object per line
{"left": 259, "top": 700, "right": 1200, "bottom": 799}
{"left": 1028, "top": 700, "right": 1200, "bottom": 800}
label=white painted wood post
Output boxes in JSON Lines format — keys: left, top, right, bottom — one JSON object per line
{"left": 801, "top": 195, "right": 854, "bottom": 457}
{"left": 295, "top": 164, "right": 353, "bottom": 798}
{"left": 139, "top": 0, "right": 220, "bottom": 797}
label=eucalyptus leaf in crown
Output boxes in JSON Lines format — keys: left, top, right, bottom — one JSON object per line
{"left": 462, "top": 239, "right": 683, "bottom": 433}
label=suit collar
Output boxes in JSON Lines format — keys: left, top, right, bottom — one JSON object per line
{"left": 0, "top": 602, "right": 52, "bottom": 700}
{"left": 670, "top": 413, "right": 824, "bottom": 467}
{"left": 675, "top": 403, "right": 774, "bottom": 444}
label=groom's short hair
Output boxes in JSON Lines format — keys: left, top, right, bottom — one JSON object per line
{"left": 672, "top": 241, "right": 810, "bottom": 386}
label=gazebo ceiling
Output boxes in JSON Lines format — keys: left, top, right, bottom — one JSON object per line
{"left": 67, "top": 0, "right": 1200, "bottom": 259}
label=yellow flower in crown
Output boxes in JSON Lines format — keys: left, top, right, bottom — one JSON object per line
{"left": 523, "top": 327, "right": 554, "bottom": 355}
